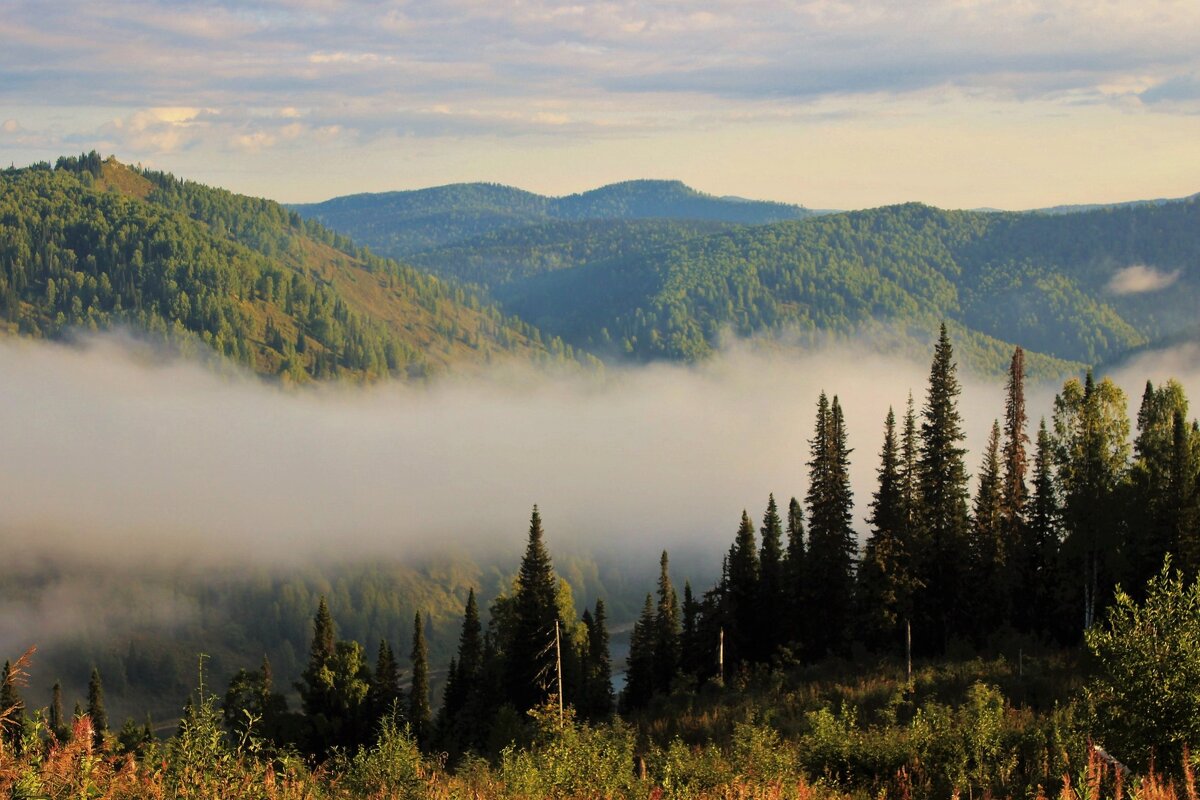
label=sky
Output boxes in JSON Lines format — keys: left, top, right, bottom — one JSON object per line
{"left": 3, "top": 0, "right": 1200, "bottom": 209}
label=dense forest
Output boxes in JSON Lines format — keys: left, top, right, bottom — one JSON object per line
{"left": 497, "top": 201, "right": 1200, "bottom": 371}
{"left": 291, "top": 180, "right": 816, "bottom": 257}
{"left": 0, "top": 153, "right": 588, "bottom": 381}
{"left": 4, "top": 328, "right": 1200, "bottom": 799}
{"left": 297, "top": 181, "right": 1200, "bottom": 377}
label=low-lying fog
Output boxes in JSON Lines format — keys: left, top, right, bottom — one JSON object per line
{"left": 3, "top": 332, "right": 1199, "bottom": 572}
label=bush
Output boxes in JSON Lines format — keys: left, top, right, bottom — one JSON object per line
{"left": 1086, "top": 558, "right": 1200, "bottom": 771}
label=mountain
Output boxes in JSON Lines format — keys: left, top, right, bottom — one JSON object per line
{"left": 291, "top": 179, "right": 817, "bottom": 258}
{"left": 297, "top": 175, "right": 1200, "bottom": 376}
{"left": 0, "top": 154, "right": 586, "bottom": 381}
{"left": 492, "top": 198, "right": 1200, "bottom": 373}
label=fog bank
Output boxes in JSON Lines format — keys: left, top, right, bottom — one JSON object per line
{"left": 3, "top": 333, "right": 1198, "bottom": 572}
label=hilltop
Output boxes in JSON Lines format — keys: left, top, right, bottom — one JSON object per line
{"left": 0, "top": 154, "right": 586, "bottom": 381}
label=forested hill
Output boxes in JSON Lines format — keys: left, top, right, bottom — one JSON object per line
{"left": 0, "top": 154, "right": 585, "bottom": 380}
{"left": 492, "top": 198, "right": 1200, "bottom": 372}
{"left": 291, "top": 179, "right": 816, "bottom": 257}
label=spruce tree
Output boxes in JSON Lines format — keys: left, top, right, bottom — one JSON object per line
{"left": 621, "top": 594, "right": 656, "bottom": 711}
{"left": 857, "top": 407, "right": 914, "bottom": 651}
{"left": 437, "top": 589, "right": 483, "bottom": 753}
{"left": 915, "top": 325, "right": 972, "bottom": 651}
{"left": 805, "top": 394, "right": 856, "bottom": 657}
{"left": 969, "top": 421, "right": 1006, "bottom": 639}
{"left": 1169, "top": 410, "right": 1200, "bottom": 577}
{"left": 505, "top": 506, "right": 561, "bottom": 713}
{"left": 1001, "top": 347, "right": 1030, "bottom": 528}
{"left": 726, "top": 510, "right": 760, "bottom": 667}
{"left": 368, "top": 639, "right": 402, "bottom": 726}
{"left": 757, "top": 494, "right": 785, "bottom": 659}
{"left": 1016, "top": 420, "right": 1062, "bottom": 635}
{"left": 87, "top": 667, "right": 108, "bottom": 747}
{"left": 409, "top": 612, "right": 431, "bottom": 746}
{"left": 680, "top": 582, "right": 703, "bottom": 679}
{"left": 652, "top": 551, "right": 680, "bottom": 695}
{"left": 783, "top": 497, "right": 806, "bottom": 648}
{"left": 298, "top": 596, "right": 336, "bottom": 720}
{"left": 1127, "top": 380, "right": 1190, "bottom": 591}
{"left": 582, "top": 599, "right": 614, "bottom": 719}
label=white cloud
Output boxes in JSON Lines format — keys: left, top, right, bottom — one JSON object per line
{"left": 1107, "top": 264, "right": 1182, "bottom": 295}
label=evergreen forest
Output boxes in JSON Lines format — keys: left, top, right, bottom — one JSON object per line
{"left": 5, "top": 327, "right": 1200, "bottom": 800}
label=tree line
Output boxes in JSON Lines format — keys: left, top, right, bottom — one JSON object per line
{"left": 620, "top": 325, "right": 1200, "bottom": 707}
{"left": 4, "top": 325, "right": 1198, "bottom": 764}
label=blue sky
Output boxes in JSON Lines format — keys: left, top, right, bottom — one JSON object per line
{"left": 3, "top": 0, "right": 1199, "bottom": 208}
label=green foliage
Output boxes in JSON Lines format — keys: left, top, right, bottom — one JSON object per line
{"left": 0, "top": 156, "right": 584, "bottom": 381}
{"left": 497, "top": 704, "right": 640, "bottom": 800}
{"left": 342, "top": 712, "right": 431, "bottom": 800}
{"left": 1086, "top": 559, "right": 1200, "bottom": 770}
{"left": 293, "top": 179, "right": 812, "bottom": 260}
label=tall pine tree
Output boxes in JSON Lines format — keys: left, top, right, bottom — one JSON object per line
{"left": 805, "top": 393, "right": 856, "bottom": 657}
{"left": 757, "top": 494, "right": 785, "bottom": 659}
{"left": 969, "top": 421, "right": 1006, "bottom": 641}
{"left": 1015, "top": 420, "right": 1062, "bottom": 635}
{"left": 725, "top": 510, "right": 760, "bottom": 667}
{"left": 504, "top": 506, "right": 562, "bottom": 713}
{"left": 652, "top": 551, "right": 680, "bottom": 694}
{"left": 580, "top": 599, "right": 614, "bottom": 720}
{"left": 621, "top": 594, "right": 656, "bottom": 711}
{"left": 783, "top": 497, "right": 807, "bottom": 648}
{"left": 857, "top": 407, "right": 915, "bottom": 651}
{"left": 409, "top": 612, "right": 431, "bottom": 747}
{"left": 914, "top": 325, "right": 972, "bottom": 652}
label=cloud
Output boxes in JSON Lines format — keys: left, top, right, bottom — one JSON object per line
{"left": 3, "top": 0, "right": 1200, "bottom": 147}
{"left": 1107, "top": 264, "right": 1182, "bottom": 295}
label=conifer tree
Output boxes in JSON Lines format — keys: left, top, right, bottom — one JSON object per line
{"left": 757, "top": 494, "right": 785, "bottom": 658}
{"left": 1169, "top": 410, "right": 1200, "bottom": 577}
{"left": 857, "top": 407, "right": 914, "bottom": 650}
{"left": 1015, "top": 420, "right": 1062, "bottom": 635}
{"left": 368, "top": 639, "right": 402, "bottom": 726}
{"left": 969, "top": 421, "right": 1006, "bottom": 640}
{"left": 652, "top": 551, "right": 681, "bottom": 694}
{"left": 437, "top": 589, "right": 483, "bottom": 753}
{"left": 505, "top": 506, "right": 561, "bottom": 713}
{"left": 805, "top": 394, "right": 856, "bottom": 657}
{"left": 622, "top": 594, "right": 656, "bottom": 711}
{"left": 1001, "top": 347, "right": 1030, "bottom": 529}
{"left": 915, "top": 325, "right": 972, "bottom": 651}
{"left": 680, "top": 582, "right": 703, "bottom": 678}
{"left": 1127, "top": 381, "right": 1190, "bottom": 591}
{"left": 726, "top": 510, "right": 760, "bottom": 666}
{"left": 297, "top": 596, "right": 338, "bottom": 752}
{"left": 581, "top": 599, "right": 614, "bottom": 719}
{"left": 783, "top": 497, "right": 806, "bottom": 647}
{"left": 409, "top": 612, "right": 431, "bottom": 746}
{"left": 87, "top": 667, "right": 108, "bottom": 747}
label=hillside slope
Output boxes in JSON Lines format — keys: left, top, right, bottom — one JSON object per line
{"left": 492, "top": 199, "right": 1200, "bottom": 372}
{"left": 0, "top": 155, "right": 584, "bottom": 380}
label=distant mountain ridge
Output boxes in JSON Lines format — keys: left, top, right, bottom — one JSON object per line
{"left": 291, "top": 179, "right": 817, "bottom": 257}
